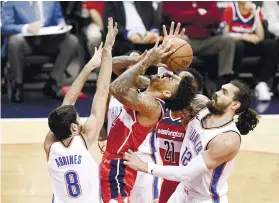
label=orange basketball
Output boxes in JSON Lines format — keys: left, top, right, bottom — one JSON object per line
{"left": 163, "top": 38, "right": 193, "bottom": 72}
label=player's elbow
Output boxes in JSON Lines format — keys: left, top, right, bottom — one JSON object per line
{"left": 109, "top": 82, "right": 124, "bottom": 97}
{"left": 109, "top": 83, "right": 117, "bottom": 96}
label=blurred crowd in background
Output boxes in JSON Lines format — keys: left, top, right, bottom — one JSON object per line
{"left": 1, "top": 1, "right": 279, "bottom": 104}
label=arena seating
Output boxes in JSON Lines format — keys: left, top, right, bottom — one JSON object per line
{"left": 1, "top": 1, "right": 279, "bottom": 96}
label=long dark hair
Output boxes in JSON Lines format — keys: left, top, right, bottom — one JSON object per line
{"left": 165, "top": 76, "right": 197, "bottom": 111}
{"left": 230, "top": 80, "right": 260, "bottom": 135}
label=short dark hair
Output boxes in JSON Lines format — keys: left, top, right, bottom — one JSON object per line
{"left": 165, "top": 76, "right": 197, "bottom": 111}
{"left": 48, "top": 105, "right": 78, "bottom": 140}
{"left": 186, "top": 68, "right": 204, "bottom": 92}
{"left": 230, "top": 80, "right": 259, "bottom": 135}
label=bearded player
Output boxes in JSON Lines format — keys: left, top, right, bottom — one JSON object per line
{"left": 124, "top": 80, "right": 259, "bottom": 203}
{"left": 100, "top": 23, "right": 198, "bottom": 202}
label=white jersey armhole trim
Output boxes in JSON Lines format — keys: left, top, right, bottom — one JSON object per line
{"left": 205, "top": 130, "right": 242, "bottom": 150}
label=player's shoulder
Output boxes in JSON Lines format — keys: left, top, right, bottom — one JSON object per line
{"left": 214, "top": 130, "right": 241, "bottom": 148}
{"left": 191, "top": 107, "right": 209, "bottom": 121}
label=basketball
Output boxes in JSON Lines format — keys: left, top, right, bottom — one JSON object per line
{"left": 163, "top": 37, "right": 193, "bottom": 72}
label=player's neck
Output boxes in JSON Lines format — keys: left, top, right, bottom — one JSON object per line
{"left": 144, "top": 88, "right": 163, "bottom": 99}
{"left": 207, "top": 111, "right": 234, "bottom": 128}
{"left": 170, "top": 110, "right": 180, "bottom": 119}
{"left": 61, "top": 135, "right": 74, "bottom": 145}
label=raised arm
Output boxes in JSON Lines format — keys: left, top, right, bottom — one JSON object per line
{"left": 123, "top": 131, "right": 240, "bottom": 182}
{"left": 44, "top": 41, "right": 103, "bottom": 156}
{"left": 82, "top": 18, "right": 117, "bottom": 147}
{"left": 109, "top": 40, "right": 173, "bottom": 119}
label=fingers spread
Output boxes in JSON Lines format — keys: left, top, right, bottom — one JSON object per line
{"left": 180, "top": 28, "right": 186, "bottom": 37}
{"left": 169, "top": 21, "right": 175, "bottom": 35}
{"left": 174, "top": 22, "right": 181, "bottom": 36}
{"left": 163, "top": 25, "right": 168, "bottom": 36}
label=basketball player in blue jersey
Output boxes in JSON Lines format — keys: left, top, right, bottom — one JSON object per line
{"left": 43, "top": 18, "right": 117, "bottom": 203}
{"left": 124, "top": 80, "right": 260, "bottom": 203}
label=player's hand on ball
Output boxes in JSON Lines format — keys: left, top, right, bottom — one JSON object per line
{"left": 146, "top": 38, "right": 176, "bottom": 67}
{"left": 85, "top": 42, "right": 103, "bottom": 69}
{"left": 104, "top": 17, "right": 118, "bottom": 48}
{"left": 123, "top": 149, "right": 148, "bottom": 173}
{"left": 162, "top": 21, "right": 186, "bottom": 46}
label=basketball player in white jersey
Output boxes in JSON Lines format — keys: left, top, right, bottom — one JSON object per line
{"left": 123, "top": 80, "right": 260, "bottom": 203}
{"left": 43, "top": 18, "right": 117, "bottom": 203}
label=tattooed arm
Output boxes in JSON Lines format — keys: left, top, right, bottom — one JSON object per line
{"left": 112, "top": 55, "right": 150, "bottom": 88}
{"left": 112, "top": 55, "right": 139, "bottom": 72}
{"left": 110, "top": 58, "right": 161, "bottom": 125}
{"left": 135, "top": 75, "right": 150, "bottom": 89}
{"left": 109, "top": 40, "right": 174, "bottom": 125}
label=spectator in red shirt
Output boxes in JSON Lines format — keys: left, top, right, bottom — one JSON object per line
{"left": 83, "top": 1, "right": 104, "bottom": 56}
{"left": 162, "top": 1, "right": 236, "bottom": 87}
{"left": 223, "top": 1, "right": 278, "bottom": 101}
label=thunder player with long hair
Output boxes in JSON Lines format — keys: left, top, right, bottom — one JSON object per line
{"left": 43, "top": 18, "right": 117, "bottom": 203}
{"left": 124, "top": 80, "right": 259, "bottom": 203}
{"left": 156, "top": 92, "right": 208, "bottom": 203}
{"left": 100, "top": 23, "right": 198, "bottom": 203}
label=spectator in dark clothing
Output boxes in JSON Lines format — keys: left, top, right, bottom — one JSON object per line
{"left": 223, "top": 1, "right": 278, "bottom": 101}
{"left": 162, "top": 1, "right": 236, "bottom": 86}
{"left": 1, "top": 1, "right": 81, "bottom": 103}
{"left": 102, "top": 1, "right": 161, "bottom": 56}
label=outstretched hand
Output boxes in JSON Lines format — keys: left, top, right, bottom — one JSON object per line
{"left": 162, "top": 21, "right": 185, "bottom": 46}
{"left": 86, "top": 42, "right": 103, "bottom": 70}
{"left": 123, "top": 149, "right": 148, "bottom": 173}
{"left": 104, "top": 17, "right": 118, "bottom": 48}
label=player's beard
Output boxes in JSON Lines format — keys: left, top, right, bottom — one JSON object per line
{"left": 206, "top": 94, "right": 230, "bottom": 115}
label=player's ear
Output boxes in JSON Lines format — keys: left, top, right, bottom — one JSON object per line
{"left": 70, "top": 123, "right": 79, "bottom": 133}
{"left": 232, "top": 101, "right": 241, "bottom": 111}
{"left": 163, "top": 90, "right": 172, "bottom": 98}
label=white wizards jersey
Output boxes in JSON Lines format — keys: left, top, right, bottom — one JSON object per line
{"left": 107, "top": 95, "right": 123, "bottom": 136}
{"left": 179, "top": 108, "right": 240, "bottom": 202}
{"left": 47, "top": 136, "right": 100, "bottom": 203}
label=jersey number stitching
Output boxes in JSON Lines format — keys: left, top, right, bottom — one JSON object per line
{"left": 64, "top": 170, "right": 82, "bottom": 198}
{"left": 181, "top": 146, "right": 192, "bottom": 166}
{"left": 164, "top": 141, "right": 175, "bottom": 163}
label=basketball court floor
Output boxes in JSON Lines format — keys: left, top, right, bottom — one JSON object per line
{"left": 1, "top": 115, "right": 279, "bottom": 203}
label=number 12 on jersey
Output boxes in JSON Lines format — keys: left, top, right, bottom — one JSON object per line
{"left": 181, "top": 146, "right": 192, "bottom": 166}
{"left": 65, "top": 171, "right": 82, "bottom": 198}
